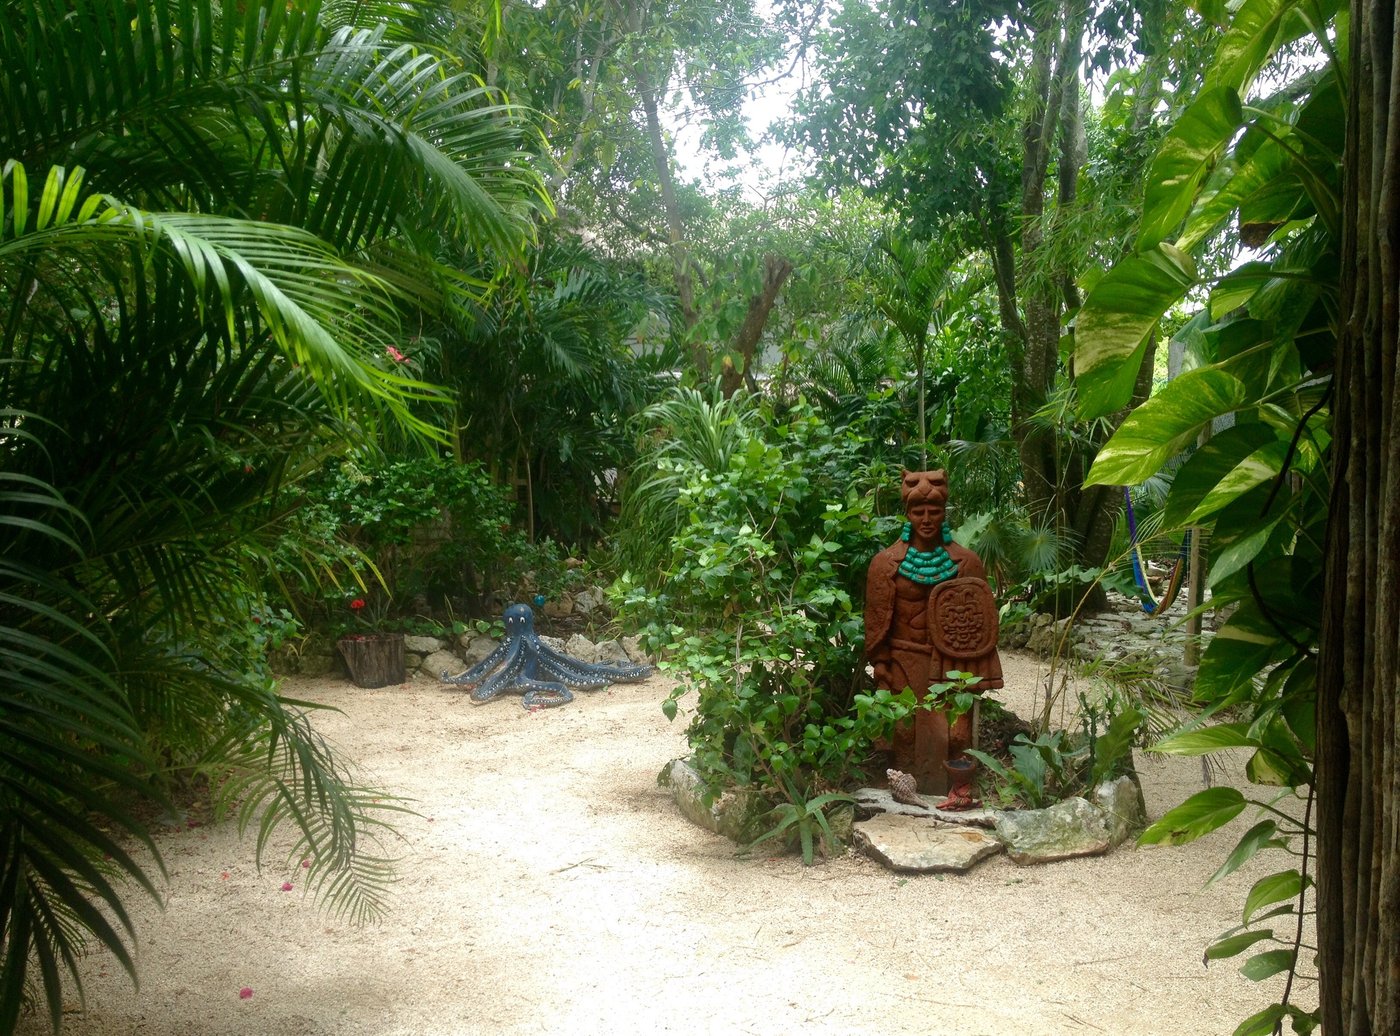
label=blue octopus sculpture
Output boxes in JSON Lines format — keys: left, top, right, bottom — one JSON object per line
{"left": 441, "top": 602, "right": 651, "bottom": 708}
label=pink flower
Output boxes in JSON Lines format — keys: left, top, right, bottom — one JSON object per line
{"left": 301, "top": 858, "right": 311, "bottom": 869}
{"left": 239, "top": 987, "right": 254, "bottom": 1000}
{"left": 280, "top": 881, "right": 293, "bottom": 892}
{"left": 386, "top": 346, "right": 408, "bottom": 363}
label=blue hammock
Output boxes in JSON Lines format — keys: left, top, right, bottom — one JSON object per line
{"left": 1123, "top": 486, "right": 1191, "bottom": 616}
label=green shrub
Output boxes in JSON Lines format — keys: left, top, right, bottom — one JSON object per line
{"left": 284, "top": 455, "right": 533, "bottom": 630}
{"left": 615, "top": 404, "right": 904, "bottom": 807}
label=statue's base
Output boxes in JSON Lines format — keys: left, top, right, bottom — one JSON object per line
{"left": 891, "top": 703, "right": 979, "bottom": 794}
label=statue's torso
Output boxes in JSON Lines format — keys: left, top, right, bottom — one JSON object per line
{"left": 890, "top": 576, "right": 930, "bottom": 644}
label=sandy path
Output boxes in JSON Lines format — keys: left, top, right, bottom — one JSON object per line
{"left": 22, "top": 651, "right": 1312, "bottom": 1036}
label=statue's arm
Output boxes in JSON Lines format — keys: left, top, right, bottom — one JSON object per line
{"left": 864, "top": 549, "right": 897, "bottom": 686}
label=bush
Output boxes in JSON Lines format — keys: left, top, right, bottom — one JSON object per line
{"left": 281, "top": 456, "right": 536, "bottom": 631}
{"left": 615, "top": 404, "right": 905, "bottom": 806}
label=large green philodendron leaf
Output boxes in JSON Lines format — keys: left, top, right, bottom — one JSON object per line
{"left": 1139, "top": 786, "right": 1247, "bottom": 845}
{"left": 1195, "top": 599, "right": 1299, "bottom": 705}
{"left": 1205, "top": 0, "right": 1343, "bottom": 97}
{"left": 1162, "top": 423, "right": 1279, "bottom": 527}
{"left": 1074, "top": 244, "right": 1197, "bottom": 418}
{"left": 1178, "top": 133, "right": 1299, "bottom": 253}
{"left": 1140, "top": 86, "right": 1244, "bottom": 250}
{"left": 1085, "top": 367, "right": 1248, "bottom": 486}
{"left": 1183, "top": 439, "right": 1289, "bottom": 526}
{"left": 1200, "top": 483, "right": 1297, "bottom": 588}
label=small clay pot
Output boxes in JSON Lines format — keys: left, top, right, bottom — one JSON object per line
{"left": 944, "top": 755, "right": 978, "bottom": 789}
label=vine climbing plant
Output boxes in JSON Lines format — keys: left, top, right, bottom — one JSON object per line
{"left": 1072, "top": 3, "right": 1341, "bottom": 1033}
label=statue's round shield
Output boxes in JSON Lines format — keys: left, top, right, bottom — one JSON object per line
{"left": 928, "top": 577, "right": 999, "bottom": 657}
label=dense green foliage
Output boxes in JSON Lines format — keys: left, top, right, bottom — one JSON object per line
{"left": 615, "top": 399, "right": 906, "bottom": 806}
{"left": 292, "top": 456, "right": 528, "bottom": 625}
{"left": 1073, "top": 2, "right": 1341, "bottom": 1030}
{"left": 0, "top": 0, "right": 544, "bottom": 1027}
{"left": 5, "top": 0, "right": 1381, "bottom": 1028}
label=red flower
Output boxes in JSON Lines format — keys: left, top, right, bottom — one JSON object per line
{"left": 350, "top": 598, "right": 366, "bottom": 611}
{"left": 280, "top": 881, "right": 293, "bottom": 892}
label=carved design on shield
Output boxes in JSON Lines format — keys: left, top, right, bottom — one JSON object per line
{"left": 928, "top": 577, "right": 999, "bottom": 657}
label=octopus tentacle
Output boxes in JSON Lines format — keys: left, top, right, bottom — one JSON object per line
{"left": 439, "top": 603, "right": 651, "bottom": 708}
{"left": 471, "top": 649, "right": 527, "bottom": 703}
{"left": 517, "top": 678, "right": 574, "bottom": 709}
{"left": 442, "top": 640, "right": 513, "bottom": 685}
{"left": 536, "top": 644, "right": 651, "bottom": 686}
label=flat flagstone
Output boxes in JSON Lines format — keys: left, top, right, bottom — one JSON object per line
{"left": 853, "top": 813, "right": 1003, "bottom": 873}
{"left": 853, "top": 786, "right": 998, "bottom": 828}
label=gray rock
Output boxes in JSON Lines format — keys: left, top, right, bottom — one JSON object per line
{"left": 826, "top": 803, "right": 855, "bottom": 849}
{"left": 573, "top": 588, "right": 606, "bottom": 615}
{"left": 542, "top": 594, "right": 573, "bottom": 618}
{"left": 666, "top": 758, "right": 770, "bottom": 845}
{"left": 622, "top": 635, "right": 649, "bottom": 663}
{"left": 457, "top": 634, "right": 498, "bottom": 666}
{"left": 854, "top": 814, "right": 1003, "bottom": 873}
{"left": 405, "top": 652, "right": 424, "bottom": 670}
{"left": 404, "top": 634, "right": 444, "bottom": 654}
{"left": 563, "top": 633, "right": 597, "bottom": 663}
{"left": 539, "top": 635, "right": 567, "bottom": 654}
{"left": 425, "top": 649, "right": 464, "bottom": 679}
{"left": 994, "top": 797, "right": 1112, "bottom": 865}
{"left": 1093, "top": 774, "right": 1147, "bottom": 847}
{"left": 594, "top": 638, "right": 633, "bottom": 666}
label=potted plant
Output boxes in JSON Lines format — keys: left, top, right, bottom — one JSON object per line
{"left": 336, "top": 593, "right": 405, "bottom": 688}
{"left": 923, "top": 670, "right": 988, "bottom": 808}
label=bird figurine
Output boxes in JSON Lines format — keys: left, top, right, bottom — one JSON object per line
{"left": 886, "top": 768, "right": 930, "bottom": 810}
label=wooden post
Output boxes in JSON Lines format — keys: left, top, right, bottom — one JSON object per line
{"left": 1184, "top": 424, "right": 1212, "bottom": 666}
{"left": 337, "top": 633, "right": 406, "bottom": 688}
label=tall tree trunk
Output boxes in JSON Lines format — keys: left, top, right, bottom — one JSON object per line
{"left": 1011, "top": 10, "right": 1062, "bottom": 521}
{"left": 719, "top": 253, "right": 792, "bottom": 397}
{"left": 1316, "top": 3, "right": 1400, "bottom": 1032}
{"left": 631, "top": 58, "right": 703, "bottom": 371}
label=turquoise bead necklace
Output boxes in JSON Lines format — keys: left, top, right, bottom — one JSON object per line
{"left": 898, "top": 521, "right": 957, "bottom": 585}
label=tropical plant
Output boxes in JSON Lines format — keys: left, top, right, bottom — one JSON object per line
{"left": 745, "top": 786, "right": 854, "bottom": 866}
{"left": 614, "top": 403, "right": 900, "bottom": 810}
{"left": 436, "top": 230, "right": 671, "bottom": 544}
{"left": 1071, "top": 1, "right": 1343, "bottom": 1029}
{"left": 298, "top": 455, "right": 526, "bottom": 623}
{"left": 0, "top": 0, "right": 544, "bottom": 1027}
{"left": 612, "top": 386, "right": 760, "bottom": 584}
{"left": 967, "top": 696, "right": 1144, "bottom": 809}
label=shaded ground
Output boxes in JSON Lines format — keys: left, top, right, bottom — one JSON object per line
{"left": 22, "top": 651, "right": 1312, "bottom": 1036}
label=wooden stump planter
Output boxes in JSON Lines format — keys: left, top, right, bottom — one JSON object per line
{"left": 337, "top": 632, "right": 406, "bottom": 688}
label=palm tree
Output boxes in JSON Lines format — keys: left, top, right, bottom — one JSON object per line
{"left": 0, "top": 1, "right": 545, "bottom": 1028}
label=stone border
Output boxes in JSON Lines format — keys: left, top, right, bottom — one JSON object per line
{"left": 667, "top": 761, "right": 1148, "bottom": 874}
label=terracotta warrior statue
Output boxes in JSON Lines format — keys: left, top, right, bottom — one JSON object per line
{"left": 865, "top": 470, "right": 1002, "bottom": 801}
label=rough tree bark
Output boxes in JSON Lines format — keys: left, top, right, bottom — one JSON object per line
{"left": 719, "top": 253, "right": 793, "bottom": 397}
{"left": 633, "top": 61, "right": 700, "bottom": 342}
{"left": 1316, "top": 3, "right": 1400, "bottom": 1032}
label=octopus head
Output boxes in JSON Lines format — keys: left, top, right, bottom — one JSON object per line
{"left": 503, "top": 603, "right": 536, "bottom": 638}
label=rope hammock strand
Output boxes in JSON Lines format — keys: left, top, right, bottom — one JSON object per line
{"left": 1123, "top": 486, "right": 1191, "bottom": 616}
